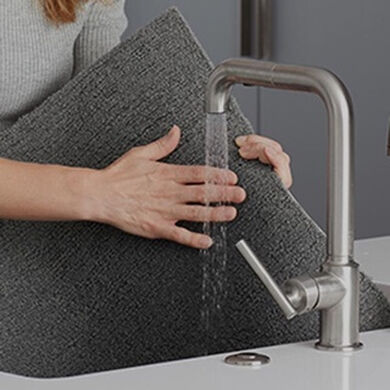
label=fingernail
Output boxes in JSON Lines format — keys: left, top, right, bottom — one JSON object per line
{"left": 170, "top": 125, "right": 180, "bottom": 134}
{"left": 237, "top": 188, "right": 247, "bottom": 202}
{"left": 201, "top": 236, "right": 213, "bottom": 248}
{"left": 229, "top": 171, "right": 239, "bottom": 184}
{"left": 235, "top": 136, "right": 247, "bottom": 146}
{"left": 226, "top": 207, "right": 237, "bottom": 220}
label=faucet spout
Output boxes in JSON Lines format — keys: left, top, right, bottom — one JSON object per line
{"left": 206, "top": 58, "right": 361, "bottom": 351}
{"left": 206, "top": 58, "right": 354, "bottom": 263}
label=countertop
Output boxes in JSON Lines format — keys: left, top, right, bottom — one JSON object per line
{"left": 2, "top": 236, "right": 389, "bottom": 390}
{"left": 355, "top": 236, "right": 390, "bottom": 300}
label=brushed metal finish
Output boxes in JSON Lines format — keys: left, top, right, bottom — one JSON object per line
{"left": 316, "top": 262, "right": 362, "bottom": 350}
{"left": 206, "top": 58, "right": 361, "bottom": 350}
{"left": 237, "top": 239, "right": 346, "bottom": 317}
{"left": 236, "top": 240, "right": 297, "bottom": 319}
{"left": 284, "top": 272, "right": 344, "bottom": 315}
{"left": 283, "top": 274, "right": 319, "bottom": 314}
{"left": 224, "top": 352, "right": 271, "bottom": 367}
{"left": 206, "top": 58, "right": 354, "bottom": 261}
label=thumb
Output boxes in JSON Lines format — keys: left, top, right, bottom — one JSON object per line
{"left": 264, "top": 147, "right": 293, "bottom": 188}
{"left": 138, "top": 126, "right": 181, "bottom": 160}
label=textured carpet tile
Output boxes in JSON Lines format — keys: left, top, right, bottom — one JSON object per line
{"left": 0, "top": 8, "right": 389, "bottom": 378}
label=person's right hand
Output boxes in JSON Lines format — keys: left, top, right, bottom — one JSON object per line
{"left": 85, "top": 126, "right": 246, "bottom": 249}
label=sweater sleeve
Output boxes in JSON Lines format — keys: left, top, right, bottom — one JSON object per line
{"left": 73, "top": 0, "right": 128, "bottom": 75}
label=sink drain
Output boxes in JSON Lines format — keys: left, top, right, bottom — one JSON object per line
{"left": 224, "top": 352, "right": 271, "bottom": 367}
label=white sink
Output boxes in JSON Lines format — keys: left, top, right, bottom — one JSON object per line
{"left": 355, "top": 236, "right": 390, "bottom": 302}
{"left": 2, "top": 329, "right": 390, "bottom": 390}
{"left": 1, "top": 236, "right": 389, "bottom": 390}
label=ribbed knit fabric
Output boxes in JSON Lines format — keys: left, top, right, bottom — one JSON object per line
{"left": 1, "top": 8, "right": 389, "bottom": 378}
{"left": 0, "top": 0, "right": 127, "bottom": 131}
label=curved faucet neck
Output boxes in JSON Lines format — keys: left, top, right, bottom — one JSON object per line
{"left": 206, "top": 58, "right": 354, "bottom": 263}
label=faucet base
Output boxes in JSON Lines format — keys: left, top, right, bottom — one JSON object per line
{"left": 314, "top": 342, "right": 363, "bottom": 352}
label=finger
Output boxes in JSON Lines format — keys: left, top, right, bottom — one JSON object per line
{"left": 162, "top": 164, "right": 238, "bottom": 185}
{"left": 133, "top": 126, "right": 181, "bottom": 160}
{"left": 174, "top": 205, "right": 237, "bottom": 222}
{"left": 239, "top": 142, "right": 271, "bottom": 163}
{"left": 235, "top": 134, "right": 283, "bottom": 152}
{"left": 264, "top": 147, "right": 293, "bottom": 189}
{"left": 165, "top": 226, "right": 213, "bottom": 249}
{"left": 181, "top": 184, "right": 246, "bottom": 204}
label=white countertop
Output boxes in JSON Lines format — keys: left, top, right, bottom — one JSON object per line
{"left": 2, "top": 329, "right": 390, "bottom": 390}
{"left": 356, "top": 236, "right": 390, "bottom": 281}
{"left": 2, "top": 236, "right": 390, "bottom": 390}
{"left": 356, "top": 236, "right": 390, "bottom": 300}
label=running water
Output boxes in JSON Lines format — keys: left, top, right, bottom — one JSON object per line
{"left": 201, "top": 113, "right": 229, "bottom": 353}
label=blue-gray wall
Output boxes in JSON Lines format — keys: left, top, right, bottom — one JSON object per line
{"left": 261, "top": 0, "right": 390, "bottom": 238}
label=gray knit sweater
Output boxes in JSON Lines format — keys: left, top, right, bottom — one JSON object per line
{"left": 0, "top": 0, "right": 127, "bottom": 132}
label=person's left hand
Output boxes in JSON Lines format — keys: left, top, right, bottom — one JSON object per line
{"left": 235, "top": 134, "right": 293, "bottom": 189}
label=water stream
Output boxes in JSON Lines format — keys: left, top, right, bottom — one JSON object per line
{"left": 201, "top": 113, "right": 229, "bottom": 353}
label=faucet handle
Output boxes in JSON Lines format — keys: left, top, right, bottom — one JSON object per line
{"left": 236, "top": 239, "right": 298, "bottom": 319}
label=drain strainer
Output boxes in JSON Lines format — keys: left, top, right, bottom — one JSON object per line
{"left": 224, "top": 352, "right": 271, "bottom": 367}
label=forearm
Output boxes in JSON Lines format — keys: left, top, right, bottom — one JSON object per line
{"left": 0, "top": 126, "right": 245, "bottom": 249}
{"left": 0, "top": 158, "right": 94, "bottom": 221}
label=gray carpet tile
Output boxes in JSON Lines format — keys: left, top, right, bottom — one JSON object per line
{"left": 0, "top": 8, "right": 389, "bottom": 378}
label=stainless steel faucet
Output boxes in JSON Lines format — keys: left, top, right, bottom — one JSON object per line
{"left": 206, "top": 58, "right": 362, "bottom": 351}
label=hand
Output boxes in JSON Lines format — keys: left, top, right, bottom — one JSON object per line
{"left": 235, "top": 134, "right": 293, "bottom": 189}
{"left": 87, "top": 126, "right": 246, "bottom": 249}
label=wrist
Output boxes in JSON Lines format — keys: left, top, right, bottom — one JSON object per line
{"left": 65, "top": 167, "right": 102, "bottom": 223}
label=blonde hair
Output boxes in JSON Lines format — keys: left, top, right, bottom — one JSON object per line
{"left": 41, "top": 0, "right": 87, "bottom": 24}
{"left": 41, "top": 0, "right": 111, "bottom": 24}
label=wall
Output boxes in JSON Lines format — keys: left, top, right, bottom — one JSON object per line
{"left": 261, "top": 0, "right": 390, "bottom": 238}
